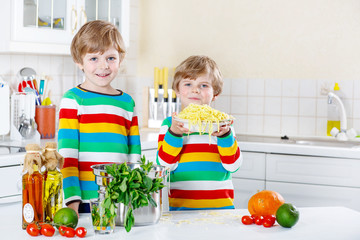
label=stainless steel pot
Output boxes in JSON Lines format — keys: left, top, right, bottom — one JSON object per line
{"left": 91, "top": 163, "right": 169, "bottom": 226}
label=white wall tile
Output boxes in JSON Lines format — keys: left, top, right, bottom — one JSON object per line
{"left": 337, "top": 80, "right": 353, "bottom": 99}
{"left": 23, "top": 55, "right": 39, "bottom": 73}
{"left": 282, "top": 79, "right": 299, "bottom": 97}
{"left": 282, "top": 97, "right": 298, "bottom": 116}
{"left": 221, "top": 78, "right": 231, "bottom": 95}
{"left": 281, "top": 116, "right": 298, "bottom": 136}
{"left": 247, "top": 97, "right": 264, "bottom": 115}
{"left": 247, "top": 115, "right": 263, "bottom": 134}
{"left": 316, "top": 117, "right": 327, "bottom": 136}
{"left": 232, "top": 114, "right": 247, "bottom": 134}
{"left": 0, "top": 54, "right": 11, "bottom": 75}
{"left": 10, "top": 55, "right": 25, "bottom": 76}
{"left": 299, "top": 98, "right": 316, "bottom": 117}
{"left": 231, "top": 79, "right": 247, "bottom": 96}
{"left": 37, "top": 55, "right": 51, "bottom": 75}
{"left": 264, "top": 116, "right": 281, "bottom": 135}
{"left": 353, "top": 80, "right": 360, "bottom": 99}
{"left": 248, "top": 79, "right": 264, "bottom": 96}
{"left": 265, "top": 79, "right": 281, "bottom": 97}
{"left": 264, "top": 97, "right": 281, "bottom": 115}
{"left": 213, "top": 95, "right": 230, "bottom": 113}
{"left": 298, "top": 117, "right": 316, "bottom": 136}
{"left": 231, "top": 96, "right": 247, "bottom": 114}
{"left": 353, "top": 100, "right": 360, "bottom": 121}
{"left": 299, "top": 79, "right": 317, "bottom": 97}
{"left": 316, "top": 98, "right": 327, "bottom": 117}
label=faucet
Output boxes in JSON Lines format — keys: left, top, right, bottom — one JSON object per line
{"left": 327, "top": 92, "right": 358, "bottom": 141}
{"left": 328, "top": 92, "right": 347, "bottom": 132}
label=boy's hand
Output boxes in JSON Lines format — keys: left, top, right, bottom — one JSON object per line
{"left": 212, "top": 123, "right": 231, "bottom": 137}
{"left": 170, "top": 112, "right": 190, "bottom": 135}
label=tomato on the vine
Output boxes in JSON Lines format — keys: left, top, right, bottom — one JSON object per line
{"left": 75, "top": 227, "right": 87, "bottom": 238}
{"left": 40, "top": 224, "right": 55, "bottom": 237}
{"left": 254, "top": 216, "right": 264, "bottom": 225}
{"left": 64, "top": 227, "right": 76, "bottom": 238}
{"left": 26, "top": 223, "right": 40, "bottom": 236}
{"left": 59, "top": 226, "right": 67, "bottom": 236}
{"left": 241, "top": 215, "right": 254, "bottom": 225}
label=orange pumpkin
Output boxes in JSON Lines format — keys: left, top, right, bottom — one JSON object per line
{"left": 248, "top": 190, "right": 285, "bottom": 216}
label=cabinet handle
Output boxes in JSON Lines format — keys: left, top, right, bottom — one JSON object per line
{"left": 81, "top": 6, "right": 87, "bottom": 25}
{"left": 71, "top": 5, "right": 78, "bottom": 35}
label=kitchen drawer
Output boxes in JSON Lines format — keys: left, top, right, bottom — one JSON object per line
{"left": 232, "top": 152, "right": 265, "bottom": 180}
{"left": 267, "top": 181, "right": 360, "bottom": 212}
{"left": 266, "top": 154, "right": 360, "bottom": 188}
{"left": 233, "top": 178, "right": 265, "bottom": 209}
{"left": 0, "top": 165, "right": 22, "bottom": 199}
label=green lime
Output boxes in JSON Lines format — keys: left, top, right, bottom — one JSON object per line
{"left": 276, "top": 203, "right": 299, "bottom": 228}
{"left": 53, "top": 207, "right": 78, "bottom": 229}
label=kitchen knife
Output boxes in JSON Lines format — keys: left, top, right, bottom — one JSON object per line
{"left": 153, "top": 67, "right": 160, "bottom": 120}
{"left": 162, "top": 67, "right": 169, "bottom": 118}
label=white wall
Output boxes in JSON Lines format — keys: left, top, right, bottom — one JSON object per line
{"left": 138, "top": 0, "right": 360, "bottom": 79}
{"left": 137, "top": 0, "right": 360, "bottom": 136}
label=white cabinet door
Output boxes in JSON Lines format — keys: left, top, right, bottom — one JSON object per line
{"left": 232, "top": 178, "right": 265, "bottom": 209}
{"left": 0, "top": 165, "right": 22, "bottom": 199}
{"left": 1, "top": 0, "right": 129, "bottom": 54}
{"left": 266, "top": 154, "right": 360, "bottom": 188}
{"left": 266, "top": 181, "right": 360, "bottom": 212}
{"left": 232, "top": 152, "right": 266, "bottom": 180}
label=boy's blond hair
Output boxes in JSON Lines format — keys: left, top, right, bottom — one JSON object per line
{"left": 172, "top": 55, "right": 223, "bottom": 96}
{"left": 71, "top": 20, "right": 126, "bottom": 64}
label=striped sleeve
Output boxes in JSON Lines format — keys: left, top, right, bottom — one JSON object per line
{"left": 156, "top": 117, "right": 183, "bottom": 171}
{"left": 127, "top": 101, "right": 141, "bottom": 163}
{"left": 217, "top": 126, "right": 242, "bottom": 173}
{"left": 58, "top": 92, "right": 82, "bottom": 204}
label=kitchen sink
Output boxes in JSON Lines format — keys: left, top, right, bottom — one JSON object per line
{"left": 294, "top": 139, "right": 360, "bottom": 148}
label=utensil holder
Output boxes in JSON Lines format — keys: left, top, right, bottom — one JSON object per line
{"left": 35, "top": 105, "right": 56, "bottom": 139}
{"left": 10, "top": 92, "right": 40, "bottom": 142}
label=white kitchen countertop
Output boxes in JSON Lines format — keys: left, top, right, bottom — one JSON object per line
{"left": 1, "top": 202, "right": 359, "bottom": 240}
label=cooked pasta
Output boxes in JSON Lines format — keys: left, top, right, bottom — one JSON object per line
{"left": 177, "top": 103, "right": 233, "bottom": 136}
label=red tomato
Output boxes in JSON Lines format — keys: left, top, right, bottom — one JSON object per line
{"left": 65, "top": 227, "right": 76, "bottom": 238}
{"left": 59, "top": 226, "right": 67, "bottom": 236}
{"left": 263, "top": 219, "right": 275, "bottom": 228}
{"left": 241, "top": 215, "right": 254, "bottom": 225}
{"left": 75, "top": 227, "right": 87, "bottom": 238}
{"left": 26, "top": 223, "right": 40, "bottom": 236}
{"left": 254, "top": 216, "right": 264, "bottom": 225}
{"left": 40, "top": 224, "right": 55, "bottom": 237}
{"left": 263, "top": 215, "right": 276, "bottom": 225}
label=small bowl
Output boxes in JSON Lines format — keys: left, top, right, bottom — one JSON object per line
{"left": 174, "top": 117, "right": 233, "bottom": 133}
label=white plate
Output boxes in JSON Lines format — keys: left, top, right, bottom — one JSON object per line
{"left": 174, "top": 117, "right": 232, "bottom": 133}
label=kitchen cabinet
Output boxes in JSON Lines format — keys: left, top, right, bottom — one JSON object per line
{"left": 265, "top": 153, "right": 360, "bottom": 211}
{"left": 0, "top": 153, "right": 24, "bottom": 204}
{"left": 232, "top": 152, "right": 266, "bottom": 208}
{"left": 0, "top": 0, "right": 129, "bottom": 54}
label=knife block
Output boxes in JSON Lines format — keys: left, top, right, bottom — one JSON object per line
{"left": 148, "top": 88, "right": 181, "bottom": 128}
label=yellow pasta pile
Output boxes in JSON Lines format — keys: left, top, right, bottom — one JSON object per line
{"left": 177, "top": 103, "right": 233, "bottom": 136}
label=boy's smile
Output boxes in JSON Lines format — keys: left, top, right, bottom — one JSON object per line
{"left": 176, "top": 74, "right": 216, "bottom": 107}
{"left": 77, "top": 47, "right": 121, "bottom": 94}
